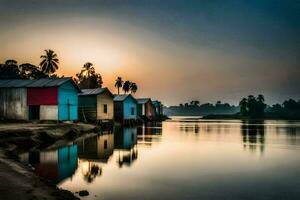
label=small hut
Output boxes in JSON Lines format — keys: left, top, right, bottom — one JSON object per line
{"left": 78, "top": 88, "right": 114, "bottom": 122}
{"left": 113, "top": 94, "right": 137, "bottom": 122}
{"left": 136, "top": 98, "right": 153, "bottom": 121}
{"left": 0, "top": 78, "right": 80, "bottom": 121}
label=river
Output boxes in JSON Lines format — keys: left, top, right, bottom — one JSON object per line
{"left": 19, "top": 118, "right": 300, "bottom": 200}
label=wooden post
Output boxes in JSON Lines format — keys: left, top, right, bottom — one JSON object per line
{"left": 67, "top": 99, "right": 70, "bottom": 121}
{"left": 82, "top": 108, "right": 87, "bottom": 123}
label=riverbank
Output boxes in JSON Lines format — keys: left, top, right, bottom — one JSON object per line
{"left": 0, "top": 122, "right": 99, "bottom": 200}
{"left": 0, "top": 151, "right": 79, "bottom": 200}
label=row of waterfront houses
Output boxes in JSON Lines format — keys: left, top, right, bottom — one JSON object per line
{"left": 0, "top": 78, "right": 163, "bottom": 123}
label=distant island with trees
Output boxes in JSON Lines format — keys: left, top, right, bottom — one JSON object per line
{"left": 165, "top": 95, "right": 300, "bottom": 120}
{"left": 164, "top": 101, "right": 239, "bottom": 116}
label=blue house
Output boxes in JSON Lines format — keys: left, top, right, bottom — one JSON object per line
{"left": 113, "top": 94, "right": 137, "bottom": 122}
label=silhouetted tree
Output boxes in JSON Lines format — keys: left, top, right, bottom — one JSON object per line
{"left": 82, "top": 62, "right": 93, "bottom": 77}
{"left": 122, "top": 80, "right": 131, "bottom": 94}
{"left": 256, "top": 94, "right": 266, "bottom": 117}
{"left": 19, "top": 63, "right": 47, "bottom": 79}
{"left": 114, "top": 77, "right": 123, "bottom": 95}
{"left": 0, "top": 59, "right": 20, "bottom": 79}
{"left": 267, "top": 104, "right": 283, "bottom": 114}
{"left": 283, "top": 99, "right": 299, "bottom": 110}
{"left": 40, "top": 49, "right": 59, "bottom": 75}
{"left": 75, "top": 62, "right": 103, "bottom": 89}
{"left": 189, "top": 100, "right": 200, "bottom": 107}
{"left": 239, "top": 95, "right": 266, "bottom": 118}
{"left": 130, "top": 82, "right": 138, "bottom": 94}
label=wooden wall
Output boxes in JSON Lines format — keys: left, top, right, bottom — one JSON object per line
{"left": 97, "top": 92, "right": 114, "bottom": 120}
{"left": 114, "top": 101, "right": 124, "bottom": 121}
{"left": 0, "top": 88, "right": 28, "bottom": 120}
{"left": 123, "top": 97, "right": 137, "bottom": 120}
{"left": 58, "top": 81, "right": 78, "bottom": 121}
{"left": 78, "top": 95, "right": 97, "bottom": 121}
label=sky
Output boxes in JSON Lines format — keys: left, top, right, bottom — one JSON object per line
{"left": 0, "top": 0, "right": 299, "bottom": 105}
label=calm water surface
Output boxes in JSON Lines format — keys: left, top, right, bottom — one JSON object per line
{"left": 20, "top": 118, "right": 300, "bottom": 200}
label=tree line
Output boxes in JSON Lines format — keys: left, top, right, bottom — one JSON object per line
{"left": 0, "top": 49, "right": 138, "bottom": 94}
{"left": 239, "top": 94, "right": 300, "bottom": 119}
{"left": 0, "top": 50, "right": 58, "bottom": 79}
{"left": 166, "top": 95, "right": 300, "bottom": 119}
{"left": 179, "top": 100, "right": 236, "bottom": 109}
{"left": 164, "top": 100, "right": 239, "bottom": 116}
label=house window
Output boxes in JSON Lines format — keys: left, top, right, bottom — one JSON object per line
{"left": 131, "top": 107, "right": 135, "bottom": 115}
{"left": 103, "top": 104, "right": 108, "bottom": 113}
{"left": 104, "top": 140, "right": 108, "bottom": 149}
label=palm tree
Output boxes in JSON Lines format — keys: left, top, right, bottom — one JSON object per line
{"left": 40, "top": 49, "right": 59, "bottom": 76}
{"left": 130, "top": 82, "right": 138, "bottom": 94}
{"left": 122, "top": 80, "right": 131, "bottom": 94}
{"left": 114, "top": 77, "right": 123, "bottom": 95}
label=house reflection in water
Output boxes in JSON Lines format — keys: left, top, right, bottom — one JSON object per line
{"left": 137, "top": 123, "right": 162, "bottom": 146}
{"left": 180, "top": 123, "right": 200, "bottom": 134}
{"left": 114, "top": 126, "right": 138, "bottom": 167}
{"left": 76, "top": 132, "right": 114, "bottom": 183}
{"left": 76, "top": 133, "right": 114, "bottom": 162}
{"left": 19, "top": 144, "right": 78, "bottom": 184}
{"left": 241, "top": 120, "right": 265, "bottom": 154}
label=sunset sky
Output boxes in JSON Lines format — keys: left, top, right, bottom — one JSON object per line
{"left": 0, "top": 0, "right": 299, "bottom": 105}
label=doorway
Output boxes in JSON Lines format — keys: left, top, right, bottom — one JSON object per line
{"left": 29, "top": 105, "right": 40, "bottom": 120}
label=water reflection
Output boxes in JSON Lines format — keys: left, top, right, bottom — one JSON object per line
{"left": 80, "top": 161, "right": 102, "bottom": 183}
{"left": 137, "top": 122, "right": 162, "bottom": 146}
{"left": 179, "top": 123, "right": 200, "bottom": 133}
{"left": 76, "top": 132, "right": 114, "bottom": 162}
{"left": 114, "top": 126, "right": 138, "bottom": 167}
{"left": 75, "top": 132, "right": 114, "bottom": 183}
{"left": 17, "top": 119, "right": 300, "bottom": 200}
{"left": 19, "top": 144, "right": 78, "bottom": 184}
{"left": 241, "top": 120, "right": 265, "bottom": 154}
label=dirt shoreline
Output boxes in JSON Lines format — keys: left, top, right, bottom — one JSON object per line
{"left": 0, "top": 122, "right": 99, "bottom": 200}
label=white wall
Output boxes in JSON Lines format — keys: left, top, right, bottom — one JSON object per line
{"left": 40, "top": 105, "right": 58, "bottom": 120}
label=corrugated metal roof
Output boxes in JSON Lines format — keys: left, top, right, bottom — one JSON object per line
{"left": 152, "top": 100, "right": 162, "bottom": 106}
{"left": 0, "top": 78, "right": 68, "bottom": 87}
{"left": 136, "top": 98, "right": 151, "bottom": 104}
{"left": 0, "top": 78, "right": 80, "bottom": 91}
{"left": 114, "top": 95, "right": 128, "bottom": 101}
{"left": 79, "top": 87, "right": 110, "bottom": 96}
{"left": 114, "top": 94, "right": 137, "bottom": 102}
